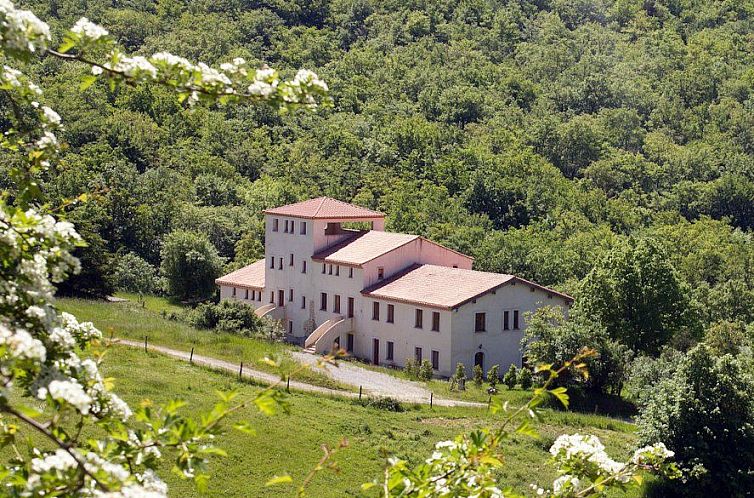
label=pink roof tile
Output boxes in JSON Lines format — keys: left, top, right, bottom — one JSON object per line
{"left": 263, "top": 197, "right": 384, "bottom": 220}
{"left": 215, "top": 259, "right": 265, "bottom": 289}
{"left": 363, "top": 264, "right": 574, "bottom": 308}
{"left": 312, "top": 231, "right": 418, "bottom": 265}
{"left": 363, "top": 264, "right": 514, "bottom": 309}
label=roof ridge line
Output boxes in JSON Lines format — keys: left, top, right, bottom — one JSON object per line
{"left": 314, "top": 197, "right": 327, "bottom": 217}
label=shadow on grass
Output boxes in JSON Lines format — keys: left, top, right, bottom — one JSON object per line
{"left": 546, "top": 389, "right": 637, "bottom": 419}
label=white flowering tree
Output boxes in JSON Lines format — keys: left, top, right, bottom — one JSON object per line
{"left": 370, "top": 356, "right": 679, "bottom": 497}
{"left": 0, "top": 2, "right": 329, "bottom": 496}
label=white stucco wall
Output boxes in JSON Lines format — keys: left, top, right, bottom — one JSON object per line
{"left": 450, "top": 282, "right": 571, "bottom": 377}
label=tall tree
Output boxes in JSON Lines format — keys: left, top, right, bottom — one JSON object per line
{"left": 576, "top": 238, "right": 696, "bottom": 354}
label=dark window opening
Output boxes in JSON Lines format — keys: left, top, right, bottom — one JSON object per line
{"left": 431, "top": 312, "right": 440, "bottom": 332}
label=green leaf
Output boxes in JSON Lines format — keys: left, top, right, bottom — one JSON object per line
{"left": 232, "top": 421, "right": 256, "bottom": 435}
{"left": 265, "top": 474, "right": 293, "bottom": 486}
{"left": 549, "top": 387, "right": 570, "bottom": 409}
{"left": 57, "top": 37, "right": 76, "bottom": 53}
{"left": 254, "top": 392, "right": 278, "bottom": 416}
{"left": 79, "top": 75, "right": 98, "bottom": 91}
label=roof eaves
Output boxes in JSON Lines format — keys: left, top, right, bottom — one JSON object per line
{"left": 417, "top": 236, "right": 475, "bottom": 262}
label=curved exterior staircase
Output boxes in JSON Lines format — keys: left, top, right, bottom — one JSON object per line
{"left": 304, "top": 317, "right": 353, "bottom": 354}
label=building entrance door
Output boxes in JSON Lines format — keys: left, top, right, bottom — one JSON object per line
{"left": 278, "top": 290, "right": 284, "bottom": 307}
{"left": 372, "top": 338, "right": 379, "bottom": 365}
{"left": 347, "top": 297, "right": 354, "bottom": 318}
{"left": 474, "top": 352, "right": 484, "bottom": 372}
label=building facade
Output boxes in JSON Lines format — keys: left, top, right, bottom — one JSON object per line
{"left": 216, "top": 197, "right": 572, "bottom": 378}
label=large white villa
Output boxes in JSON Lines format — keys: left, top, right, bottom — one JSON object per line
{"left": 216, "top": 197, "right": 572, "bottom": 377}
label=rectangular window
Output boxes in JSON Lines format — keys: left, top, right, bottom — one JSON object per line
{"left": 513, "top": 310, "right": 520, "bottom": 330}
{"left": 415, "top": 309, "right": 423, "bottom": 329}
{"left": 415, "top": 347, "right": 422, "bottom": 363}
{"left": 322, "top": 264, "right": 326, "bottom": 274}
{"left": 387, "top": 304, "right": 394, "bottom": 323}
{"left": 232, "top": 287, "right": 236, "bottom": 297}
{"left": 288, "top": 321, "right": 293, "bottom": 334}
{"left": 290, "top": 221, "right": 295, "bottom": 233}
{"left": 272, "top": 218, "right": 279, "bottom": 232}
{"left": 372, "top": 301, "right": 380, "bottom": 321}
{"left": 475, "top": 312, "right": 486, "bottom": 332}
{"left": 269, "top": 291, "right": 274, "bottom": 303}
{"left": 349, "top": 268, "right": 353, "bottom": 278}
{"left": 300, "top": 222, "right": 307, "bottom": 235}
{"left": 386, "top": 341, "right": 394, "bottom": 361}
{"left": 347, "top": 333, "right": 354, "bottom": 352}
{"left": 431, "top": 350, "right": 439, "bottom": 370}
{"left": 431, "top": 312, "right": 440, "bottom": 332}
{"left": 335, "top": 265, "right": 340, "bottom": 276}
{"left": 244, "top": 288, "right": 249, "bottom": 299}
{"left": 378, "top": 267, "right": 384, "bottom": 280}
{"left": 289, "top": 288, "right": 293, "bottom": 302}
{"left": 302, "top": 260, "right": 307, "bottom": 273}
{"left": 334, "top": 295, "right": 341, "bottom": 314}
{"left": 270, "top": 257, "right": 274, "bottom": 269}
{"left": 320, "top": 293, "right": 327, "bottom": 311}
{"left": 257, "top": 292, "right": 262, "bottom": 302}
{"left": 284, "top": 220, "right": 289, "bottom": 233}
{"left": 278, "top": 258, "right": 282, "bottom": 270}
{"left": 289, "top": 253, "right": 294, "bottom": 266}
{"left": 301, "top": 296, "right": 306, "bottom": 309}
{"left": 328, "top": 264, "right": 333, "bottom": 275}
{"left": 503, "top": 310, "right": 510, "bottom": 330}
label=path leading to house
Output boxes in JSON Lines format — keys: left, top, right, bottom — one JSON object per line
{"left": 118, "top": 339, "right": 484, "bottom": 408}
{"left": 291, "top": 351, "right": 483, "bottom": 407}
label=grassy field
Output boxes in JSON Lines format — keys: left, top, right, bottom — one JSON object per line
{"left": 93, "top": 346, "right": 640, "bottom": 497}
{"left": 57, "top": 296, "right": 347, "bottom": 390}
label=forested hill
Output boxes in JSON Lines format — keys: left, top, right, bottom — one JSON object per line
{"left": 16, "top": 1, "right": 754, "bottom": 313}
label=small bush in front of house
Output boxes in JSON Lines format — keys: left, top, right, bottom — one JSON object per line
{"left": 419, "top": 360, "right": 433, "bottom": 381}
{"left": 518, "top": 366, "right": 533, "bottom": 390}
{"left": 186, "top": 300, "right": 261, "bottom": 336}
{"left": 503, "top": 364, "right": 518, "bottom": 389}
{"left": 355, "top": 396, "right": 404, "bottom": 412}
{"left": 404, "top": 358, "right": 419, "bottom": 379}
{"left": 473, "top": 364, "right": 484, "bottom": 387}
{"left": 487, "top": 364, "right": 500, "bottom": 388}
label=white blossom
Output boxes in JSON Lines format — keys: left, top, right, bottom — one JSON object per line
{"left": 30, "top": 448, "right": 77, "bottom": 474}
{"left": 0, "top": 323, "right": 46, "bottom": 361}
{"left": 45, "top": 378, "right": 92, "bottom": 414}
{"left": 41, "top": 106, "right": 61, "bottom": 126}
{"left": 70, "top": 17, "right": 108, "bottom": 41}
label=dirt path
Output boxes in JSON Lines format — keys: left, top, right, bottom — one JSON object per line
{"left": 118, "top": 339, "right": 484, "bottom": 408}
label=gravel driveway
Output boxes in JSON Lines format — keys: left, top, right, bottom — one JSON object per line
{"left": 291, "top": 351, "right": 483, "bottom": 407}
{"left": 118, "top": 339, "right": 483, "bottom": 407}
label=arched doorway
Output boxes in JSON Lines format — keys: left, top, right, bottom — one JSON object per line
{"left": 474, "top": 352, "right": 484, "bottom": 372}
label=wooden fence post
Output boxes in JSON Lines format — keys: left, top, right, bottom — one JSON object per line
{"left": 430, "top": 392, "right": 433, "bottom": 408}
{"left": 189, "top": 347, "right": 194, "bottom": 364}
{"left": 286, "top": 376, "right": 290, "bottom": 393}
{"left": 239, "top": 362, "right": 243, "bottom": 379}
{"left": 359, "top": 386, "right": 362, "bottom": 400}
{"left": 144, "top": 336, "right": 148, "bottom": 353}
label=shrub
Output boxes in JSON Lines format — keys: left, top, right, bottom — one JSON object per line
{"left": 503, "top": 364, "right": 517, "bottom": 389}
{"left": 111, "top": 252, "right": 158, "bottom": 301}
{"left": 419, "top": 360, "right": 433, "bottom": 381}
{"left": 487, "top": 365, "right": 500, "bottom": 388}
{"left": 518, "top": 367, "right": 533, "bottom": 390}
{"left": 473, "top": 364, "right": 484, "bottom": 387}
{"left": 624, "top": 349, "right": 684, "bottom": 408}
{"left": 638, "top": 344, "right": 754, "bottom": 496}
{"left": 454, "top": 362, "right": 467, "bottom": 390}
{"left": 523, "top": 306, "right": 631, "bottom": 395}
{"left": 186, "top": 300, "right": 261, "bottom": 336}
{"left": 354, "top": 397, "right": 404, "bottom": 412}
{"left": 404, "top": 358, "right": 419, "bottom": 379}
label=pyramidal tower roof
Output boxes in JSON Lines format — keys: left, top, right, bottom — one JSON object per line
{"left": 262, "top": 197, "right": 384, "bottom": 220}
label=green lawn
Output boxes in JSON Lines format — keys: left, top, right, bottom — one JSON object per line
{"left": 57, "top": 297, "right": 346, "bottom": 391}
{"left": 95, "top": 346, "right": 641, "bottom": 497}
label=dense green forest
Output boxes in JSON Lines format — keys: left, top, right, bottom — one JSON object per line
{"left": 9, "top": 0, "right": 754, "bottom": 331}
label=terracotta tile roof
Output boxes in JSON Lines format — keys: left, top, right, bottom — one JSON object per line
{"left": 362, "top": 264, "right": 514, "bottom": 309}
{"left": 363, "top": 265, "right": 574, "bottom": 308}
{"left": 263, "top": 197, "right": 384, "bottom": 219}
{"left": 215, "top": 259, "right": 265, "bottom": 289}
{"left": 313, "top": 231, "right": 418, "bottom": 265}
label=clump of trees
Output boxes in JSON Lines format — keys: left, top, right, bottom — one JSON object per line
{"left": 160, "top": 230, "right": 224, "bottom": 301}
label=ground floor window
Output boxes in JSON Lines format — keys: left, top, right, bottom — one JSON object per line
{"left": 347, "top": 333, "right": 354, "bottom": 352}
{"left": 386, "top": 341, "right": 394, "bottom": 361}
{"left": 288, "top": 321, "right": 293, "bottom": 335}
{"left": 431, "top": 350, "right": 439, "bottom": 370}
{"left": 415, "top": 347, "right": 422, "bottom": 363}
